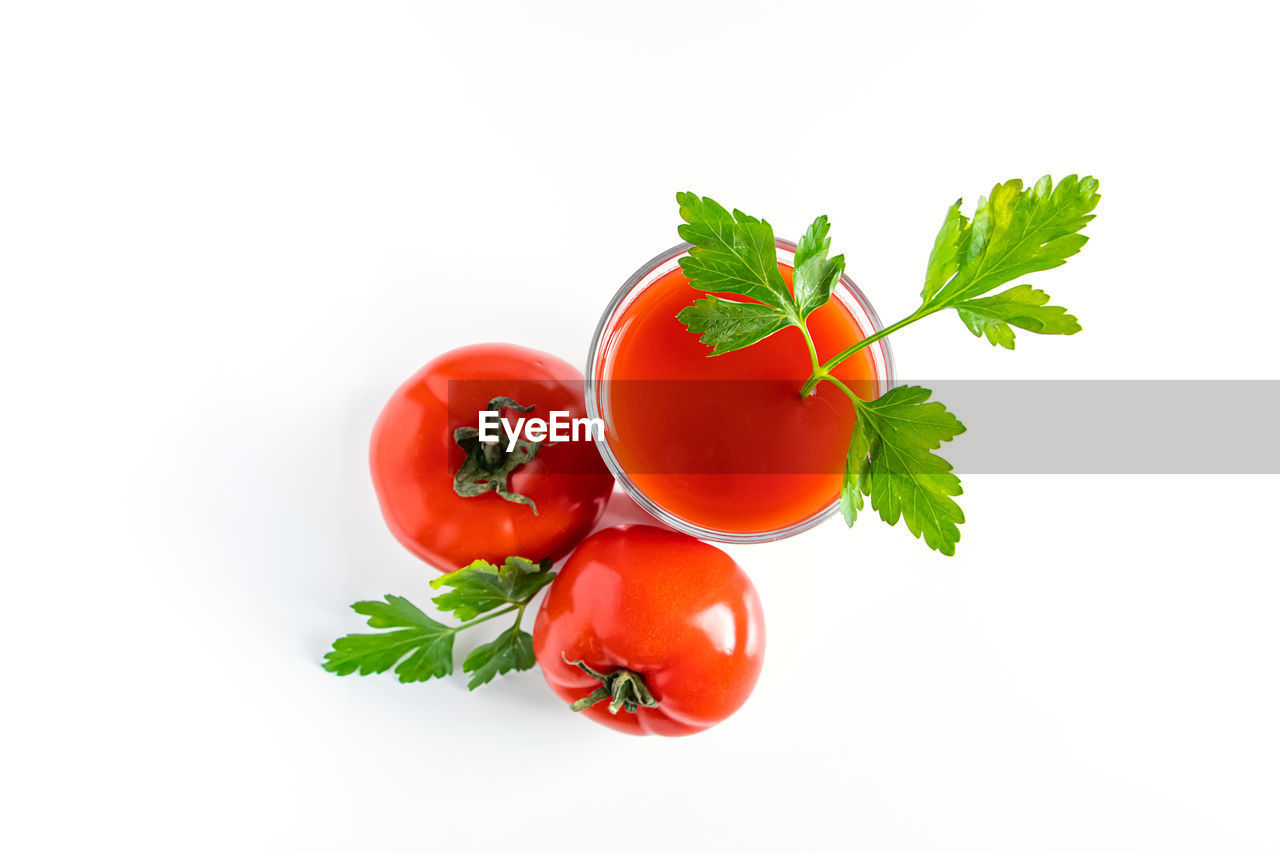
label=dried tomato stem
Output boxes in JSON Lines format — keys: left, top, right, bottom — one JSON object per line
{"left": 561, "top": 653, "right": 659, "bottom": 715}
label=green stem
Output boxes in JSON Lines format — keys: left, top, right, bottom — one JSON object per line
{"left": 453, "top": 603, "right": 521, "bottom": 632}
{"left": 561, "top": 653, "right": 659, "bottom": 715}
{"left": 799, "top": 307, "right": 938, "bottom": 397}
{"left": 822, "top": 374, "right": 867, "bottom": 408}
{"left": 798, "top": 319, "right": 822, "bottom": 375}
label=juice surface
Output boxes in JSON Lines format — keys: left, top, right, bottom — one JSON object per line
{"left": 600, "top": 265, "right": 880, "bottom": 534}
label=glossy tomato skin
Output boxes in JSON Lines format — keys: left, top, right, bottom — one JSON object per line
{"left": 532, "top": 525, "right": 765, "bottom": 736}
{"left": 370, "top": 343, "right": 614, "bottom": 572}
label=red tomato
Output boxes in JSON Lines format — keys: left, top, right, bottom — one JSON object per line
{"left": 532, "top": 525, "right": 766, "bottom": 736}
{"left": 370, "top": 343, "right": 614, "bottom": 572}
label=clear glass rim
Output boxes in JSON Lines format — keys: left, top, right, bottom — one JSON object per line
{"left": 585, "top": 240, "right": 896, "bottom": 544}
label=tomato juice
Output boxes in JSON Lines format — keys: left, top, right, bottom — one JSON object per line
{"left": 591, "top": 247, "right": 890, "bottom": 538}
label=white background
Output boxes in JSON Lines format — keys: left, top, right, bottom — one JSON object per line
{"left": 3, "top": 2, "right": 1278, "bottom": 850}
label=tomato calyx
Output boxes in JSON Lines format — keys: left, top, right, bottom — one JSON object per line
{"left": 561, "top": 653, "right": 659, "bottom": 715}
{"left": 453, "top": 396, "right": 542, "bottom": 514}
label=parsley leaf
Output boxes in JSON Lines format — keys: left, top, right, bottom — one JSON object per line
{"left": 793, "top": 214, "right": 846, "bottom": 319}
{"left": 674, "top": 192, "right": 810, "bottom": 356}
{"left": 323, "top": 595, "right": 455, "bottom": 683}
{"left": 676, "top": 192, "right": 795, "bottom": 310}
{"left": 922, "top": 200, "right": 969, "bottom": 302}
{"left": 842, "top": 386, "right": 967, "bottom": 555}
{"left": 428, "top": 556, "right": 554, "bottom": 622}
{"left": 674, "top": 197, "right": 848, "bottom": 355}
{"left": 325, "top": 556, "right": 555, "bottom": 689}
{"left": 677, "top": 295, "right": 793, "bottom": 356}
{"left": 839, "top": 413, "right": 872, "bottom": 526}
{"left": 921, "top": 175, "right": 1099, "bottom": 340}
{"left": 462, "top": 625, "right": 537, "bottom": 690}
{"left": 955, "top": 284, "right": 1082, "bottom": 349}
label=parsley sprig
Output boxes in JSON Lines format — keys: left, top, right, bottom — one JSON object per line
{"left": 323, "top": 556, "right": 554, "bottom": 689}
{"left": 676, "top": 193, "right": 843, "bottom": 371}
{"left": 675, "top": 176, "right": 1100, "bottom": 555}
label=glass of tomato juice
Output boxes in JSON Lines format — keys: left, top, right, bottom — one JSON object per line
{"left": 587, "top": 240, "right": 895, "bottom": 543}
